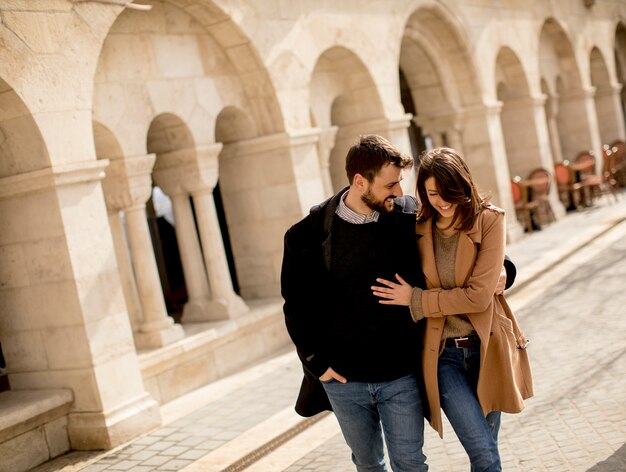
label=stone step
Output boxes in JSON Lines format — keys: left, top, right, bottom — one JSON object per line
{"left": 0, "top": 389, "right": 73, "bottom": 472}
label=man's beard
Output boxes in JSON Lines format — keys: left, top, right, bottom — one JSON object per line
{"left": 361, "top": 188, "right": 396, "bottom": 213}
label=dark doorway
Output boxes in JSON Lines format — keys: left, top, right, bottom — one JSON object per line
{"left": 0, "top": 343, "right": 9, "bottom": 392}
{"left": 212, "top": 182, "right": 240, "bottom": 294}
{"left": 399, "top": 68, "right": 428, "bottom": 166}
{"left": 146, "top": 189, "right": 187, "bottom": 323}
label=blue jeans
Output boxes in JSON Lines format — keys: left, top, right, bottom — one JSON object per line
{"left": 438, "top": 345, "right": 502, "bottom": 472}
{"left": 322, "top": 373, "right": 427, "bottom": 472}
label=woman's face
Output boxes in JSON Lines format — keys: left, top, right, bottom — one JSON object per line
{"left": 425, "top": 177, "right": 457, "bottom": 220}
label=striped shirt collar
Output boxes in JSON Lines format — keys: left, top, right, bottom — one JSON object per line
{"left": 335, "top": 190, "right": 380, "bottom": 224}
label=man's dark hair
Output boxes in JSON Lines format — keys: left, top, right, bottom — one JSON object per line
{"left": 345, "top": 134, "right": 413, "bottom": 183}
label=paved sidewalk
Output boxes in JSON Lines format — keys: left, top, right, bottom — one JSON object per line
{"left": 33, "top": 195, "right": 626, "bottom": 472}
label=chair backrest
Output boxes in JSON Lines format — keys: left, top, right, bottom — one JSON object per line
{"left": 554, "top": 163, "right": 572, "bottom": 185}
{"left": 527, "top": 168, "right": 551, "bottom": 196}
{"left": 575, "top": 152, "right": 596, "bottom": 176}
{"left": 610, "top": 139, "right": 625, "bottom": 161}
{"left": 510, "top": 180, "right": 523, "bottom": 203}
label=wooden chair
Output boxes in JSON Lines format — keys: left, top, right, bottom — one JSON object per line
{"left": 554, "top": 161, "right": 584, "bottom": 211}
{"left": 511, "top": 178, "right": 539, "bottom": 233}
{"left": 574, "top": 151, "right": 618, "bottom": 204}
{"left": 608, "top": 140, "right": 626, "bottom": 187}
{"left": 527, "top": 168, "right": 556, "bottom": 226}
{"left": 601, "top": 144, "right": 621, "bottom": 191}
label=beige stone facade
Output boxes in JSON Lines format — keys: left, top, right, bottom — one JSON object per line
{"left": 0, "top": 0, "right": 625, "bottom": 470}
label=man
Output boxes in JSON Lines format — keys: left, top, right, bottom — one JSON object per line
{"left": 281, "top": 135, "right": 514, "bottom": 471}
{"left": 281, "top": 135, "right": 428, "bottom": 471}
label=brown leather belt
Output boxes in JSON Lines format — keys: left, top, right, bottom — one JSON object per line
{"left": 444, "top": 335, "right": 480, "bottom": 349}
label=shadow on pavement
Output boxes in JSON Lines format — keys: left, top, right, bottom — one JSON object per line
{"left": 586, "top": 443, "right": 626, "bottom": 471}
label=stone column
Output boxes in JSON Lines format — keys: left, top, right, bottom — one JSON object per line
{"left": 316, "top": 126, "right": 338, "bottom": 197}
{"left": 217, "top": 132, "right": 323, "bottom": 298}
{"left": 558, "top": 87, "right": 602, "bottom": 168}
{"left": 153, "top": 145, "right": 248, "bottom": 321}
{"left": 0, "top": 159, "right": 161, "bottom": 450}
{"left": 107, "top": 209, "right": 142, "bottom": 331}
{"left": 594, "top": 83, "right": 626, "bottom": 146}
{"left": 102, "top": 155, "right": 183, "bottom": 348}
{"left": 458, "top": 102, "right": 525, "bottom": 242}
{"left": 528, "top": 94, "right": 566, "bottom": 218}
{"left": 168, "top": 193, "right": 213, "bottom": 322}
{"left": 191, "top": 188, "right": 247, "bottom": 319}
{"left": 545, "top": 94, "right": 565, "bottom": 163}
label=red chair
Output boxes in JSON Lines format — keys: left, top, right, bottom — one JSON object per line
{"left": 554, "top": 161, "right": 584, "bottom": 211}
{"left": 511, "top": 178, "right": 539, "bottom": 233}
{"left": 608, "top": 140, "right": 626, "bottom": 187}
{"left": 527, "top": 168, "right": 556, "bottom": 226}
{"left": 574, "top": 151, "right": 618, "bottom": 204}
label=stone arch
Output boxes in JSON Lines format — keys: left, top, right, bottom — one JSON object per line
{"left": 399, "top": 5, "right": 482, "bottom": 162}
{"left": 0, "top": 78, "right": 51, "bottom": 178}
{"left": 93, "top": 0, "right": 283, "bottom": 158}
{"left": 0, "top": 77, "right": 53, "bottom": 392}
{"left": 539, "top": 18, "right": 591, "bottom": 162}
{"left": 310, "top": 46, "right": 386, "bottom": 192}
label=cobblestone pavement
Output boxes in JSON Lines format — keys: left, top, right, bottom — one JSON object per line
{"left": 33, "top": 197, "right": 626, "bottom": 472}
{"left": 285, "top": 213, "right": 626, "bottom": 472}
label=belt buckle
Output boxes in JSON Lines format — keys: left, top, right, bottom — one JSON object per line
{"left": 454, "top": 337, "right": 469, "bottom": 349}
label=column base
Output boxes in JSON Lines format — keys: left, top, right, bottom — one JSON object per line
{"left": 182, "top": 295, "right": 249, "bottom": 322}
{"left": 68, "top": 393, "right": 160, "bottom": 450}
{"left": 506, "top": 219, "right": 526, "bottom": 243}
{"left": 134, "top": 323, "right": 184, "bottom": 349}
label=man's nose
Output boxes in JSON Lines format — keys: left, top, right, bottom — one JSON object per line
{"left": 394, "top": 183, "right": 403, "bottom": 196}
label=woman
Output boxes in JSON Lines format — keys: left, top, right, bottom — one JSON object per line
{"left": 372, "top": 147, "right": 533, "bottom": 471}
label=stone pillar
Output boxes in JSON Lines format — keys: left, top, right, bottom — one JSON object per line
{"left": 218, "top": 131, "right": 323, "bottom": 298}
{"left": 385, "top": 114, "right": 417, "bottom": 194}
{"left": 527, "top": 95, "right": 566, "bottom": 218}
{"left": 0, "top": 159, "right": 161, "bottom": 449}
{"left": 102, "top": 155, "right": 184, "bottom": 348}
{"left": 458, "top": 102, "right": 525, "bottom": 242}
{"left": 168, "top": 193, "right": 213, "bottom": 322}
{"left": 545, "top": 94, "right": 565, "bottom": 163}
{"left": 594, "top": 83, "right": 626, "bottom": 146}
{"left": 316, "top": 126, "right": 338, "bottom": 197}
{"left": 107, "top": 209, "right": 142, "bottom": 331}
{"left": 191, "top": 188, "right": 248, "bottom": 319}
{"left": 153, "top": 145, "right": 248, "bottom": 321}
{"left": 558, "top": 87, "right": 602, "bottom": 167}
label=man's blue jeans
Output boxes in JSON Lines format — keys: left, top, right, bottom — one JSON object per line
{"left": 438, "top": 345, "right": 502, "bottom": 472}
{"left": 322, "top": 373, "right": 428, "bottom": 472}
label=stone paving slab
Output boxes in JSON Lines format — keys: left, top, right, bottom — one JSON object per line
{"left": 284, "top": 217, "right": 626, "bottom": 471}
{"left": 32, "top": 196, "right": 626, "bottom": 472}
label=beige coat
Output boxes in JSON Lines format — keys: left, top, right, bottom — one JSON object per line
{"left": 415, "top": 205, "right": 534, "bottom": 438}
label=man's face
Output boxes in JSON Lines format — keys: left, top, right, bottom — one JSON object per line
{"left": 361, "top": 164, "right": 403, "bottom": 213}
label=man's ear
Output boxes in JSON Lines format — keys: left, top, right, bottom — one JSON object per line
{"left": 353, "top": 173, "right": 367, "bottom": 192}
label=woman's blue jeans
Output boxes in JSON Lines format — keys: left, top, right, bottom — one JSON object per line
{"left": 322, "top": 373, "right": 428, "bottom": 472}
{"left": 438, "top": 345, "right": 502, "bottom": 472}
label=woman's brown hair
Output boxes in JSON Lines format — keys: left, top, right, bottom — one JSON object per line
{"left": 416, "top": 147, "right": 486, "bottom": 232}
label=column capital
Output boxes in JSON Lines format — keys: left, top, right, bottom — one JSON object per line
{"left": 0, "top": 159, "right": 109, "bottom": 200}
{"left": 559, "top": 86, "right": 596, "bottom": 102}
{"left": 152, "top": 144, "right": 223, "bottom": 196}
{"left": 102, "top": 154, "right": 156, "bottom": 211}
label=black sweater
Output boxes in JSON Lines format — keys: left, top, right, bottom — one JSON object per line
{"left": 325, "top": 214, "right": 423, "bottom": 381}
